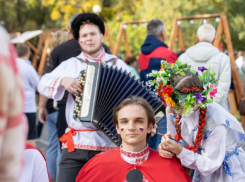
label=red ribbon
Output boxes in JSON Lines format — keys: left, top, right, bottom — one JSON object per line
{"left": 59, "top": 127, "right": 100, "bottom": 152}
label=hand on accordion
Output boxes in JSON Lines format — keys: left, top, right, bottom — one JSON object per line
{"left": 61, "top": 77, "right": 83, "bottom": 95}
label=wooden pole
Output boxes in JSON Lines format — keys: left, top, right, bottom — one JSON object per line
{"left": 105, "top": 26, "right": 114, "bottom": 54}
{"left": 177, "top": 25, "right": 185, "bottom": 51}
{"left": 222, "top": 15, "right": 243, "bottom": 103}
{"left": 169, "top": 19, "right": 178, "bottom": 50}
{"left": 177, "top": 13, "right": 221, "bottom": 20}
{"left": 122, "top": 29, "right": 132, "bottom": 57}
{"left": 113, "top": 23, "right": 124, "bottom": 56}
{"left": 213, "top": 18, "right": 223, "bottom": 48}
{"left": 38, "top": 31, "right": 51, "bottom": 75}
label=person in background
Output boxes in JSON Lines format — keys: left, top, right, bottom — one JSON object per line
{"left": 0, "top": 25, "right": 27, "bottom": 182}
{"left": 235, "top": 51, "right": 245, "bottom": 84}
{"left": 38, "top": 29, "right": 69, "bottom": 182}
{"left": 124, "top": 56, "right": 140, "bottom": 79}
{"left": 76, "top": 97, "right": 191, "bottom": 182}
{"left": 16, "top": 43, "right": 39, "bottom": 147}
{"left": 138, "top": 19, "right": 177, "bottom": 150}
{"left": 179, "top": 24, "right": 231, "bottom": 111}
{"left": 38, "top": 13, "right": 129, "bottom": 182}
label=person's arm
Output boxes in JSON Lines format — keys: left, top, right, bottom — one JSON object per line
{"left": 38, "top": 95, "right": 48, "bottom": 124}
{"left": 177, "top": 125, "right": 227, "bottom": 176}
{"left": 213, "top": 54, "right": 231, "bottom": 105}
{"left": 38, "top": 61, "right": 82, "bottom": 100}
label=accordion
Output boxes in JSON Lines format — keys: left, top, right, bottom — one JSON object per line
{"left": 73, "top": 62, "right": 164, "bottom": 146}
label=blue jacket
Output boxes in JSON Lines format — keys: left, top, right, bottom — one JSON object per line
{"left": 138, "top": 35, "right": 177, "bottom": 86}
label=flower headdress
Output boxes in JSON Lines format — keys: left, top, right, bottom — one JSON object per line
{"left": 147, "top": 60, "right": 218, "bottom": 116}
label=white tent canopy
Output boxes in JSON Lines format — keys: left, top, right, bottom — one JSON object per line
{"left": 11, "top": 30, "right": 43, "bottom": 44}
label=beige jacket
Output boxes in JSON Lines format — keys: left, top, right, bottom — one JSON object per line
{"left": 179, "top": 42, "right": 231, "bottom": 111}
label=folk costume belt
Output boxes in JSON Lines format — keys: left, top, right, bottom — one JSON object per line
{"left": 59, "top": 126, "right": 100, "bottom": 152}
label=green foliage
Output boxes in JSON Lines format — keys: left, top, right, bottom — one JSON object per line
{"left": 1, "top": 0, "right": 245, "bottom": 54}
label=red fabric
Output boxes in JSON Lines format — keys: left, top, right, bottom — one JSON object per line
{"left": 59, "top": 127, "right": 100, "bottom": 152}
{"left": 25, "top": 143, "right": 51, "bottom": 182}
{"left": 138, "top": 46, "right": 177, "bottom": 70}
{"left": 76, "top": 147, "right": 191, "bottom": 182}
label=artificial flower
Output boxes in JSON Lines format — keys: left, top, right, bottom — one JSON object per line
{"left": 162, "top": 85, "right": 174, "bottom": 95}
{"left": 198, "top": 66, "right": 207, "bottom": 72}
{"left": 195, "top": 93, "right": 207, "bottom": 102}
{"left": 164, "top": 95, "right": 175, "bottom": 107}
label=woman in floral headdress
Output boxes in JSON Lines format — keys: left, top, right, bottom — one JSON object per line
{"left": 148, "top": 60, "right": 245, "bottom": 182}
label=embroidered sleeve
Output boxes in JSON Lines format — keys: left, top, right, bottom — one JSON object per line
{"left": 38, "top": 61, "right": 67, "bottom": 100}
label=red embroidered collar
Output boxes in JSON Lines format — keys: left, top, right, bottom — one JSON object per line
{"left": 120, "top": 145, "right": 149, "bottom": 158}
{"left": 82, "top": 48, "right": 105, "bottom": 62}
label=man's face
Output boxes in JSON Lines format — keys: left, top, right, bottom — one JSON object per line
{"left": 116, "top": 105, "right": 152, "bottom": 147}
{"left": 78, "top": 24, "right": 103, "bottom": 55}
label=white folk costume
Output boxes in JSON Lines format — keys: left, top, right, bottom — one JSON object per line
{"left": 167, "top": 102, "right": 245, "bottom": 182}
{"left": 148, "top": 60, "right": 245, "bottom": 182}
{"left": 38, "top": 49, "right": 129, "bottom": 152}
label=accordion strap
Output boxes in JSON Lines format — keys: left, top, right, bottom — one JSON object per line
{"left": 77, "top": 57, "right": 117, "bottom": 65}
{"left": 59, "top": 126, "right": 100, "bottom": 152}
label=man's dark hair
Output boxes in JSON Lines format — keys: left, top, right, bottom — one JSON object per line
{"left": 16, "top": 43, "right": 30, "bottom": 57}
{"left": 124, "top": 56, "right": 136, "bottom": 65}
{"left": 71, "top": 13, "right": 105, "bottom": 40}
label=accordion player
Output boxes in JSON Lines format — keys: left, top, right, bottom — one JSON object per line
{"left": 73, "top": 62, "right": 165, "bottom": 146}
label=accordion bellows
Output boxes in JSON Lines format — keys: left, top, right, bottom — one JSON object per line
{"left": 73, "top": 62, "right": 164, "bottom": 146}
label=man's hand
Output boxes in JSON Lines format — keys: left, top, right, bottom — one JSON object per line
{"left": 38, "top": 107, "right": 48, "bottom": 124}
{"left": 159, "top": 131, "right": 183, "bottom": 157}
{"left": 61, "top": 77, "right": 83, "bottom": 95}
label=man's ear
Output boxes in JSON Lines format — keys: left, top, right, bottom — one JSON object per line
{"left": 161, "top": 30, "right": 166, "bottom": 42}
{"left": 68, "top": 27, "right": 72, "bottom": 34}
{"left": 116, "top": 125, "right": 120, "bottom": 134}
{"left": 196, "top": 35, "right": 200, "bottom": 43}
{"left": 147, "top": 123, "right": 153, "bottom": 133}
{"left": 101, "top": 34, "right": 104, "bottom": 43}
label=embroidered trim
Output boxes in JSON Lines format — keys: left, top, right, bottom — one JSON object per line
{"left": 192, "top": 125, "right": 198, "bottom": 131}
{"left": 49, "top": 78, "right": 59, "bottom": 98}
{"left": 82, "top": 48, "right": 105, "bottom": 63}
{"left": 203, "top": 130, "right": 212, "bottom": 140}
{"left": 238, "top": 132, "right": 245, "bottom": 142}
{"left": 223, "top": 148, "right": 240, "bottom": 177}
{"left": 120, "top": 145, "right": 149, "bottom": 158}
{"left": 225, "top": 119, "right": 230, "bottom": 126}
{"left": 62, "top": 144, "right": 116, "bottom": 151}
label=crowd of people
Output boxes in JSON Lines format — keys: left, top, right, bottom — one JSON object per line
{"left": 0, "top": 12, "right": 245, "bottom": 182}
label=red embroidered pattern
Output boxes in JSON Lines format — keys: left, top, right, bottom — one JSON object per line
{"left": 62, "top": 144, "right": 116, "bottom": 151}
{"left": 83, "top": 49, "right": 105, "bottom": 63}
{"left": 135, "top": 156, "right": 147, "bottom": 165}
{"left": 181, "top": 86, "right": 202, "bottom": 93}
{"left": 49, "top": 78, "right": 59, "bottom": 98}
{"left": 120, "top": 146, "right": 149, "bottom": 158}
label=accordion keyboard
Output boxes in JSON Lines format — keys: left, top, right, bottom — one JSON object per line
{"left": 73, "top": 71, "right": 86, "bottom": 120}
